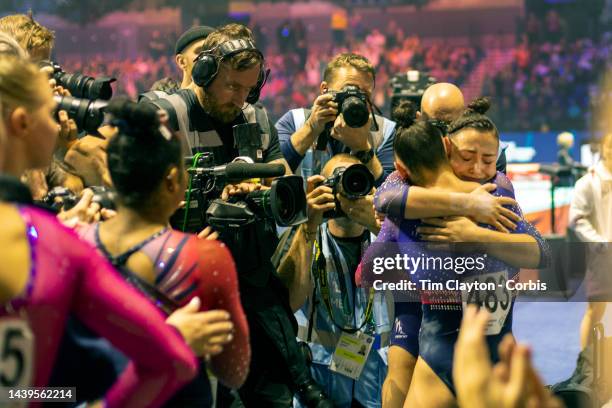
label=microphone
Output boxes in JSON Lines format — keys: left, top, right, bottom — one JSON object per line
{"left": 188, "top": 162, "right": 286, "bottom": 179}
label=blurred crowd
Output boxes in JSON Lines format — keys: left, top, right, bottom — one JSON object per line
{"left": 60, "top": 20, "right": 482, "bottom": 122}
{"left": 57, "top": 12, "right": 609, "bottom": 130}
{"left": 484, "top": 10, "right": 612, "bottom": 132}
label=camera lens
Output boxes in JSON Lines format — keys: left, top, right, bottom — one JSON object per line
{"left": 274, "top": 182, "right": 296, "bottom": 223}
{"left": 341, "top": 96, "right": 369, "bottom": 128}
{"left": 340, "top": 164, "right": 374, "bottom": 198}
{"left": 54, "top": 95, "right": 108, "bottom": 135}
{"left": 57, "top": 72, "right": 115, "bottom": 100}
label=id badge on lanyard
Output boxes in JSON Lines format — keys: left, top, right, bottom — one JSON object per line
{"left": 318, "top": 229, "right": 375, "bottom": 379}
{"left": 330, "top": 331, "right": 375, "bottom": 380}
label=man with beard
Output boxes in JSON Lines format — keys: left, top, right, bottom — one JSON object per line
{"left": 143, "top": 24, "right": 331, "bottom": 408}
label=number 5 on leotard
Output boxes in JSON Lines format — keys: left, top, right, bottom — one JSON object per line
{"left": 0, "top": 319, "right": 33, "bottom": 388}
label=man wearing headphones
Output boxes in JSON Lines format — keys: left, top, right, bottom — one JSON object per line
{"left": 143, "top": 24, "right": 330, "bottom": 407}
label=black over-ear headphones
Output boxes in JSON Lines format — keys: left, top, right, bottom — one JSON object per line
{"left": 191, "top": 38, "right": 270, "bottom": 105}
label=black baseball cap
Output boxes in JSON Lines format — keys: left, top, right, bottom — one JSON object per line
{"left": 174, "top": 25, "right": 215, "bottom": 55}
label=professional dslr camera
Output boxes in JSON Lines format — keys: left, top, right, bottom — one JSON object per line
{"left": 42, "top": 186, "right": 116, "bottom": 212}
{"left": 316, "top": 85, "right": 371, "bottom": 150}
{"left": 320, "top": 163, "right": 374, "bottom": 218}
{"left": 40, "top": 60, "right": 116, "bottom": 100}
{"left": 173, "top": 153, "right": 307, "bottom": 233}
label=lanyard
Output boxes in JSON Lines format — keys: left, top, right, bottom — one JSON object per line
{"left": 313, "top": 228, "right": 375, "bottom": 334}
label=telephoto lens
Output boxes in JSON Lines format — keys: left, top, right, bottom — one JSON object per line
{"left": 54, "top": 95, "right": 108, "bottom": 135}
{"left": 40, "top": 60, "right": 116, "bottom": 100}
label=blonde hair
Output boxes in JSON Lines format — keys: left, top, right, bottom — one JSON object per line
{"left": 323, "top": 53, "right": 376, "bottom": 85}
{"left": 0, "top": 13, "right": 54, "bottom": 54}
{"left": 0, "top": 54, "right": 48, "bottom": 117}
{"left": 0, "top": 32, "right": 28, "bottom": 58}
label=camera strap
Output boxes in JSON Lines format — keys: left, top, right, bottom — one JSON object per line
{"left": 313, "top": 228, "right": 374, "bottom": 334}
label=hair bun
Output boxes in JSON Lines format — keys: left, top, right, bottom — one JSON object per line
{"left": 467, "top": 97, "right": 491, "bottom": 115}
{"left": 392, "top": 99, "right": 417, "bottom": 129}
{"left": 107, "top": 98, "right": 159, "bottom": 139}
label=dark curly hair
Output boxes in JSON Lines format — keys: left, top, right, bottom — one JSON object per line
{"left": 392, "top": 100, "right": 448, "bottom": 182}
{"left": 448, "top": 97, "right": 498, "bottom": 140}
{"left": 106, "top": 98, "right": 182, "bottom": 208}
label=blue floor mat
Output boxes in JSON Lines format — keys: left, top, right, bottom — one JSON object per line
{"left": 513, "top": 301, "right": 585, "bottom": 385}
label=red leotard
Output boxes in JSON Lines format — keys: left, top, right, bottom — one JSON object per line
{"left": 78, "top": 223, "right": 251, "bottom": 389}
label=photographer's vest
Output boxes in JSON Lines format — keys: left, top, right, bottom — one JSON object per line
{"left": 295, "top": 223, "right": 393, "bottom": 365}
{"left": 143, "top": 90, "right": 272, "bottom": 162}
{"left": 289, "top": 108, "right": 395, "bottom": 178}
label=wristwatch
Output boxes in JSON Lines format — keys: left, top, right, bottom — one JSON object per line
{"left": 352, "top": 148, "right": 374, "bottom": 164}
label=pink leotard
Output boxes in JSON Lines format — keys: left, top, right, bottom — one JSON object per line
{"left": 0, "top": 205, "right": 198, "bottom": 407}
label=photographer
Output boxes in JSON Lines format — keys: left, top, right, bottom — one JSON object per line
{"left": 143, "top": 24, "right": 328, "bottom": 407}
{"left": 277, "top": 153, "right": 390, "bottom": 407}
{"left": 275, "top": 53, "right": 396, "bottom": 186}
{"left": 0, "top": 13, "right": 84, "bottom": 199}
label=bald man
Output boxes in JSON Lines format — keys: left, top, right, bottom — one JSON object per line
{"left": 419, "top": 82, "right": 465, "bottom": 123}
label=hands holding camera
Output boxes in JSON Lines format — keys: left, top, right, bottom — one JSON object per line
{"left": 304, "top": 174, "right": 379, "bottom": 235}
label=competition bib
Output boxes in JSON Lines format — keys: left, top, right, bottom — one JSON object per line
{"left": 461, "top": 270, "right": 511, "bottom": 335}
{"left": 329, "top": 331, "right": 374, "bottom": 380}
{"left": 0, "top": 318, "right": 34, "bottom": 408}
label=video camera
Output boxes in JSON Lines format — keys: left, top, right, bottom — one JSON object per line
{"left": 40, "top": 60, "right": 116, "bottom": 100}
{"left": 173, "top": 153, "right": 307, "bottom": 233}
{"left": 316, "top": 85, "right": 371, "bottom": 150}
{"left": 389, "top": 70, "right": 436, "bottom": 112}
{"left": 320, "top": 163, "right": 374, "bottom": 218}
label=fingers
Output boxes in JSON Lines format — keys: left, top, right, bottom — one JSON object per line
{"left": 420, "top": 218, "right": 448, "bottom": 227}
{"left": 206, "top": 332, "right": 234, "bottom": 346}
{"left": 100, "top": 208, "right": 117, "bottom": 220}
{"left": 202, "top": 344, "right": 224, "bottom": 358}
{"left": 85, "top": 202, "right": 101, "bottom": 223}
{"left": 496, "top": 196, "right": 518, "bottom": 208}
{"left": 497, "top": 213, "right": 518, "bottom": 231}
{"left": 197, "top": 226, "right": 219, "bottom": 241}
{"left": 306, "top": 175, "right": 326, "bottom": 194}
{"left": 72, "top": 189, "right": 94, "bottom": 213}
{"left": 309, "top": 192, "right": 335, "bottom": 205}
{"left": 499, "top": 206, "right": 521, "bottom": 223}
{"left": 493, "top": 221, "right": 509, "bottom": 233}
{"left": 506, "top": 344, "right": 530, "bottom": 406}
{"left": 175, "top": 296, "right": 201, "bottom": 314}
{"left": 198, "top": 310, "right": 232, "bottom": 324}
{"left": 480, "top": 183, "right": 497, "bottom": 193}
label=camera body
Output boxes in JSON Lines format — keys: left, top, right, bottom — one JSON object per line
{"left": 320, "top": 163, "right": 374, "bottom": 218}
{"left": 329, "top": 85, "right": 370, "bottom": 128}
{"left": 41, "top": 60, "right": 116, "bottom": 100}
{"left": 315, "top": 85, "right": 371, "bottom": 151}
